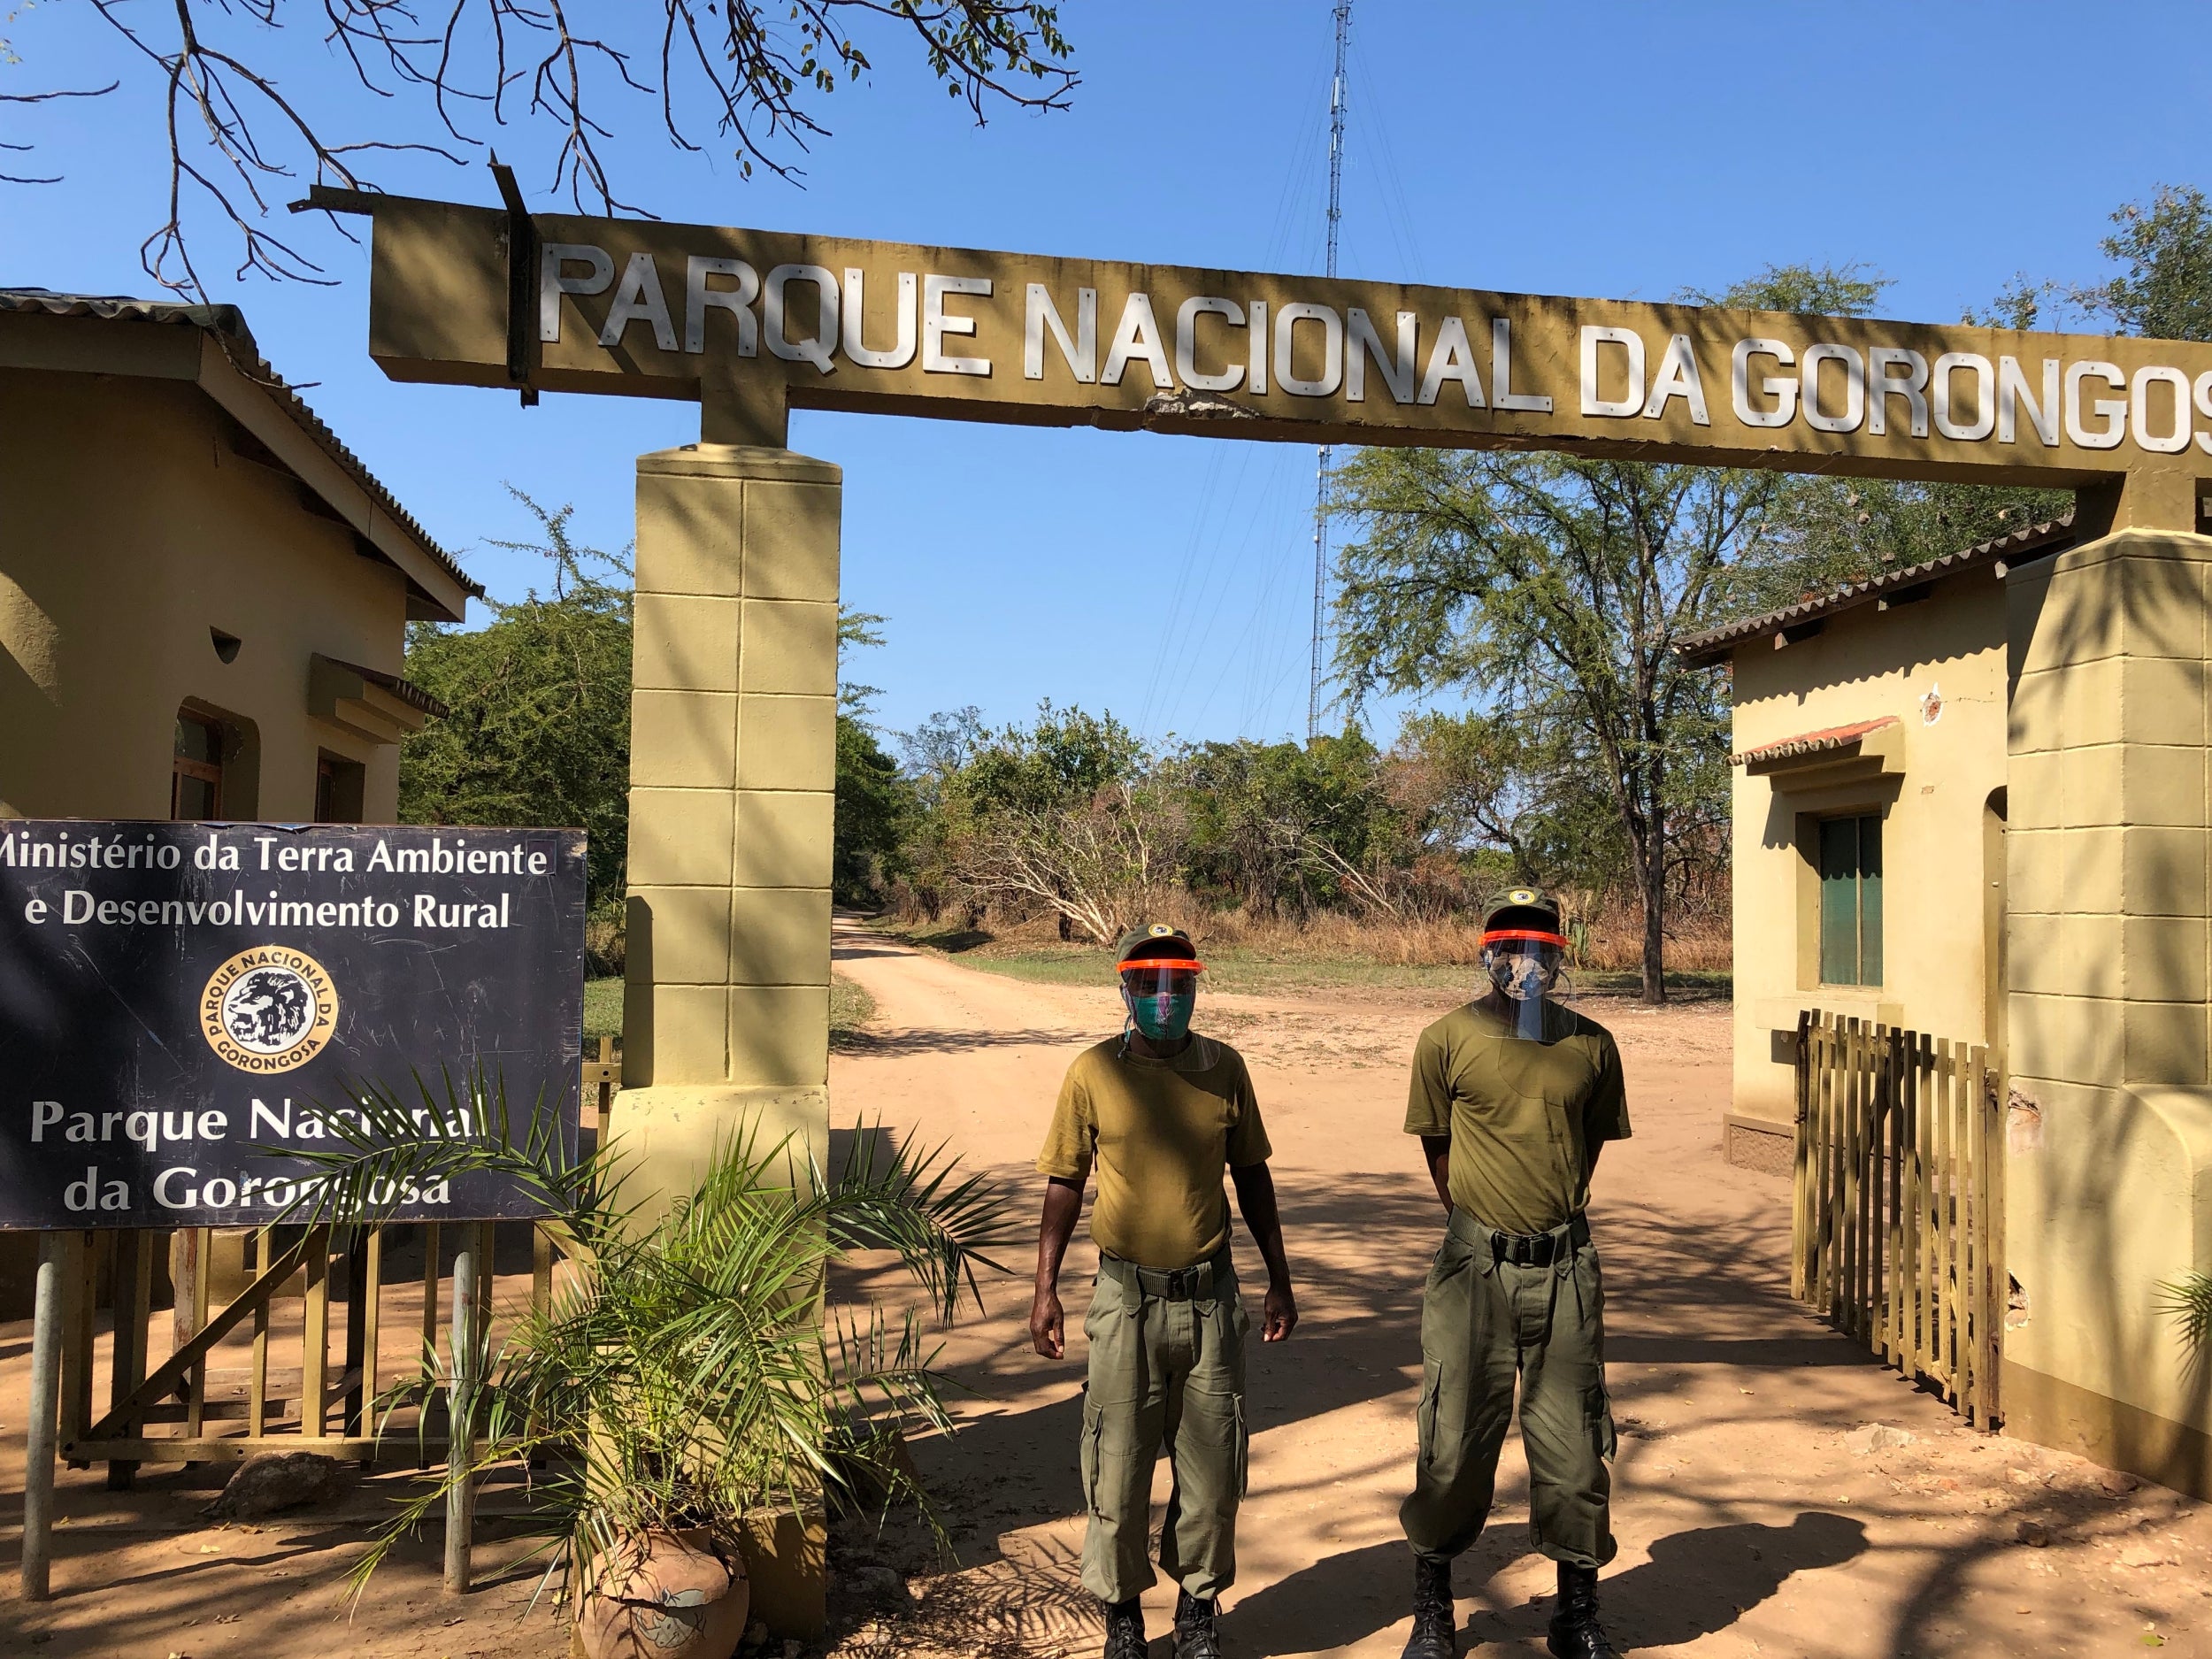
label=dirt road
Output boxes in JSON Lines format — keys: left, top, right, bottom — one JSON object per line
{"left": 3, "top": 926, "right": 2208, "bottom": 1659}
{"left": 825, "top": 921, "right": 2212, "bottom": 1659}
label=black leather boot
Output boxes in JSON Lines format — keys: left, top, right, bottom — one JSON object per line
{"left": 1173, "top": 1588, "right": 1224, "bottom": 1659}
{"left": 1102, "top": 1595, "right": 1147, "bottom": 1659}
{"left": 1547, "top": 1563, "right": 1624, "bottom": 1659}
{"left": 1400, "top": 1553, "right": 1455, "bottom": 1659}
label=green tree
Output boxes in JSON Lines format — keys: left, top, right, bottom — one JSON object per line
{"left": 2076, "top": 184, "right": 2212, "bottom": 341}
{"left": 955, "top": 701, "right": 1146, "bottom": 818}
{"left": 892, "top": 701, "right": 1152, "bottom": 939}
{"left": 833, "top": 609, "right": 916, "bottom": 907}
{"left": 400, "top": 491, "right": 633, "bottom": 913}
{"left": 894, "top": 706, "right": 987, "bottom": 923}
{"left": 1746, "top": 475, "right": 2071, "bottom": 601}
{"left": 1170, "top": 731, "right": 1400, "bottom": 918}
{"left": 1331, "top": 265, "right": 1886, "bottom": 1002}
{"left": 1385, "top": 710, "right": 1631, "bottom": 901}
{"left": 1333, "top": 449, "right": 1756, "bottom": 1000}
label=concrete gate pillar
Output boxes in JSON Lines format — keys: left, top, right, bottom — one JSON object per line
{"left": 2004, "top": 526, "right": 2212, "bottom": 1495}
{"left": 612, "top": 442, "right": 839, "bottom": 1201}
{"left": 607, "top": 441, "right": 839, "bottom": 1634}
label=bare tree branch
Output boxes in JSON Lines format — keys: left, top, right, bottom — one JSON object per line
{"left": 0, "top": 80, "right": 122, "bottom": 183}
{"left": 22, "top": 1, "right": 1074, "bottom": 296}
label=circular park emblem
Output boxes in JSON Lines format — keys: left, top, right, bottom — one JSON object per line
{"left": 200, "top": 947, "right": 339, "bottom": 1073}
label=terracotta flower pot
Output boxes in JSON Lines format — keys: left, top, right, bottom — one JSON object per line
{"left": 570, "top": 1529, "right": 750, "bottom": 1659}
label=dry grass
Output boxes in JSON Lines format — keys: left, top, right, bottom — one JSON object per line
{"left": 890, "top": 895, "right": 1731, "bottom": 975}
{"left": 1187, "top": 902, "right": 1732, "bottom": 974}
{"left": 877, "top": 894, "right": 1732, "bottom": 1000}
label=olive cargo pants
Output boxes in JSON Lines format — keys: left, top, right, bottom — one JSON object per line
{"left": 1400, "top": 1209, "right": 1617, "bottom": 1569}
{"left": 1079, "top": 1248, "right": 1248, "bottom": 1604}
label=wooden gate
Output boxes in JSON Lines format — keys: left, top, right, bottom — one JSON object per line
{"left": 57, "top": 1219, "right": 546, "bottom": 1479}
{"left": 1793, "top": 1010, "right": 2007, "bottom": 1427}
{"left": 56, "top": 1040, "right": 617, "bottom": 1481}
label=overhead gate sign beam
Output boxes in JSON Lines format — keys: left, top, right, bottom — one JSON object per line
{"left": 311, "top": 185, "right": 2212, "bottom": 533}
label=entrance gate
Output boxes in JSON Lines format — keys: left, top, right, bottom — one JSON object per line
{"left": 226, "top": 177, "right": 2212, "bottom": 1597}
{"left": 1793, "top": 1010, "right": 2007, "bottom": 1428}
{"left": 295, "top": 175, "right": 2212, "bottom": 1263}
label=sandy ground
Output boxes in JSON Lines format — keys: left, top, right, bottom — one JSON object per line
{"left": 2, "top": 921, "right": 2209, "bottom": 1658}
{"left": 818, "top": 922, "right": 2212, "bottom": 1659}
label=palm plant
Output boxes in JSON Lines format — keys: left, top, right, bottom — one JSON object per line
{"left": 274, "top": 1071, "right": 1012, "bottom": 1607}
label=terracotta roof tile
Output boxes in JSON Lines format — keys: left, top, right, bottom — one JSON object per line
{"left": 1729, "top": 716, "right": 1898, "bottom": 768}
{"left": 1678, "top": 513, "right": 2075, "bottom": 667}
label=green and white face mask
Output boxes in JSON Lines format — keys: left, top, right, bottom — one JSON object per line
{"left": 1119, "top": 958, "right": 1202, "bottom": 1043}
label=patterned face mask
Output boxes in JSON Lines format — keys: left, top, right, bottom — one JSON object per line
{"left": 1483, "top": 941, "right": 1562, "bottom": 1002}
{"left": 1480, "top": 929, "right": 1567, "bottom": 1043}
{"left": 1118, "top": 959, "right": 1201, "bottom": 1042}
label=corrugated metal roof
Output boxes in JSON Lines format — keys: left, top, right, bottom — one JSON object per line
{"left": 0, "top": 287, "right": 481, "bottom": 602}
{"left": 1677, "top": 511, "right": 2076, "bottom": 667}
{"left": 1729, "top": 716, "right": 1897, "bottom": 768}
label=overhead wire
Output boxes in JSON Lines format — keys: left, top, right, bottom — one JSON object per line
{"left": 1133, "top": 47, "right": 1333, "bottom": 743}
{"left": 1139, "top": 13, "right": 1443, "bottom": 749}
{"left": 1348, "top": 35, "right": 1429, "bottom": 286}
{"left": 1140, "top": 35, "right": 1336, "bottom": 743}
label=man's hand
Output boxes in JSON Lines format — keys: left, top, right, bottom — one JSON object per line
{"left": 1229, "top": 1158, "right": 1297, "bottom": 1343}
{"left": 1030, "top": 1286, "right": 1066, "bottom": 1358}
{"left": 1420, "top": 1133, "right": 1454, "bottom": 1214}
{"left": 1261, "top": 1281, "right": 1298, "bottom": 1342}
{"left": 1030, "top": 1176, "right": 1083, "bottom": 1361}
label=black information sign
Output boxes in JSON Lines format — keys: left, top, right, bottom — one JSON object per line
{"left": 0, "top": 822, "right": 587, "bottom": 1230}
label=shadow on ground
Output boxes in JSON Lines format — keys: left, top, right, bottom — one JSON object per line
{"left": 1222, "top": 1513, "right": 1866, "bottom": 1655}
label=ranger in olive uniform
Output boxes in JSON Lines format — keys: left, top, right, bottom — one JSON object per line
{"left": 1399, "top": 891, "right": 1631, "bottom": 1659}
{"left": 1031, "top": 925, "right": 1298, "bottom": 1659}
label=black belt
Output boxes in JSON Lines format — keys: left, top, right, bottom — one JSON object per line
{"left": 1449, "top": 1208, "right": 1591, "bottom": 1268}
{"left": 1097, "top": 1246, "right": 1233, "bottom": 1302}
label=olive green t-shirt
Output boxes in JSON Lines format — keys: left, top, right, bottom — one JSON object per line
{"left": 1403, "top": 1000, "right": 1631, "bottom": 1234}
{"left": 1036, "top": 1033, "right": 1272, "bottom": 1271}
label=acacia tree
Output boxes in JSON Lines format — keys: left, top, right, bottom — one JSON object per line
{"left": 3, "top": 2, "right": 1074, "bottom": 295}
{"left": 1333, "top": 449, "right": 1768, "bottom": 1002}
{"left": 2069, "top": 184, "right": 2212, "bottom": 342}
{"left": 1330, "top": 265, "right": 1899, "bottom": 1003}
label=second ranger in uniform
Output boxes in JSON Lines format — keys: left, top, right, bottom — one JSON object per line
{"left": 1397, "top": 890, "right": 1632, "bottom": 1659}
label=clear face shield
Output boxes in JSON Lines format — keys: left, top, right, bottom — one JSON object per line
{"left": 1118, "top": 956, "right": 1202, "bottom": 1044}
{"left": 1480, "top": 928, "right": 1566, "bottom": 1042}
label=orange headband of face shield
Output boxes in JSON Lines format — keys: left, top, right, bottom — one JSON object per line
{"left": 1479, "top": 928, "right": 1568, "bottom": 950}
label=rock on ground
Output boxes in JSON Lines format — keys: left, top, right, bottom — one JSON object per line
{"left": 1843, "top": 1423, "right": 1916, "bottom": 1455}
{"left": 201, "top": 1451, "right": 346, "bottom": 1519}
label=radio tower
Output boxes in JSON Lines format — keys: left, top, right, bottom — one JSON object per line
{"left": 1308, "top": 0, "right": 1352, "bottom": 744}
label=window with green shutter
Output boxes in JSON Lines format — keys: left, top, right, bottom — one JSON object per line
{"left": 1817, "top": 814, "right": 1884, "bottom": 986}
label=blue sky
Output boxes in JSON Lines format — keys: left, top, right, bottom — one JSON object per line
{"left": 4, "top": 2, "right": 2204, "bottom": 748}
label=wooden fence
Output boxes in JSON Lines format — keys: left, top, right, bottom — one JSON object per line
{"left": 58, "top": 1218, "right": 539, "bottom": 1479}
{"left": 58, "top": 1038, "right": 618, "bottom": 1482}
{"left": 1793, "top": 1010, "right": 2006, "bottom": 1428}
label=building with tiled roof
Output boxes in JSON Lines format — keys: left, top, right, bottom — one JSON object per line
{"left": 0, "top": 288, "right": 476, "bottom": 826}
